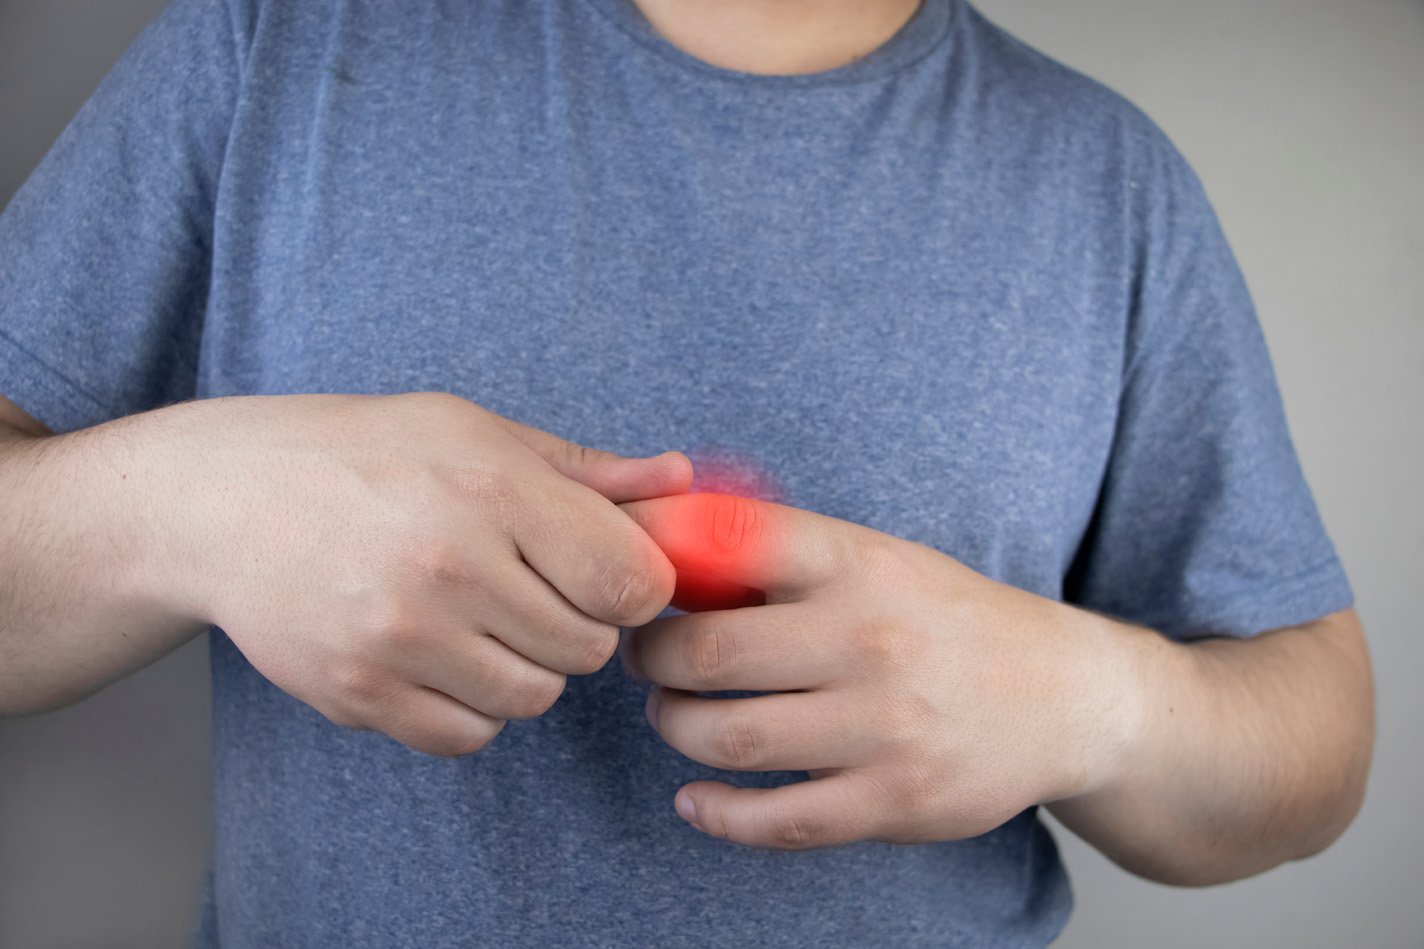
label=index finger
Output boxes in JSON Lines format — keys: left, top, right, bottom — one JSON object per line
{"left": 617, "top": 493, "right": 858, "bottom": 603}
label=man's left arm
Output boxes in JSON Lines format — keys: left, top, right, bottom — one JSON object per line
{"left": 1048, "top": 605, "right": 1372, "bottom": 885}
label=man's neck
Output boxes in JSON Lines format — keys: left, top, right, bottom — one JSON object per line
{"left": 629, "top": 0, "right": 923, "bottom": 75}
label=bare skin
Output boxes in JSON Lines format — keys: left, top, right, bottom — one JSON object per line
{"left": 0, "top": 393, "right": 692, "bottom": 756}
{"left": 619, "top": 494, "right": 1373, "bottom": 885}
{"left": 630, "top": 0, "right": 922, "bottom": 74}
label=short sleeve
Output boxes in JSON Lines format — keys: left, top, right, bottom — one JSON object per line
{"left": 0, "top": 0, "right": 246, "bottom": 433}
{"left": 1064, "top": 128, "right": 1354, "bottom": 640}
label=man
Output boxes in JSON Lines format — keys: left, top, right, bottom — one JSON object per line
{"left": 0, "top": 0, "right": 1373, "bottom": 945}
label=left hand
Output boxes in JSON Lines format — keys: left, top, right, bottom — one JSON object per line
{"left": 617, "top": 493, "right": 1138, "bottom": 850}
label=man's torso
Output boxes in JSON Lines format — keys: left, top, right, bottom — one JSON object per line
{"left": 195, "top": 0, "right": 1148, "bottom": 943}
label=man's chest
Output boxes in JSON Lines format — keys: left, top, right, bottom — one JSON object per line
{"left": 200, "top": 37, "right": 1123, "bottom": 593}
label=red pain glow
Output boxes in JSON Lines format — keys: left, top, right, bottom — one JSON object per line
{"left": 666, "top": 449, "right": 782, "bottom": 613}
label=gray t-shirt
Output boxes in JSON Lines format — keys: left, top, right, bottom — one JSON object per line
{"left": 0, "top": 0, "right": 1352, "bottom": 945}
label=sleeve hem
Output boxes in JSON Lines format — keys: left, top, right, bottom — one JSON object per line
{"left": 1145, "top": 557, "right": 1356, "bottom": 641}
{"left": 0, "top": 327, "right": 112, "bottom": 433}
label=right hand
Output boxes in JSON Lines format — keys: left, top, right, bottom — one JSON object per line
{"left": 156, "top": 392, "right": 690, "bottom": 757}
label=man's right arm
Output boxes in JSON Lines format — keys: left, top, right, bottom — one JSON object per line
{"left": 0, "top": 393, "right": 208, "bottom": 713}
{"left": 0, "top": 390, "right": 690, "bottom": 757}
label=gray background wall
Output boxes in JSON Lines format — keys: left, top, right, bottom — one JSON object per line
{"left": 0, "top": 0, "right": 1420, "bottom": 945}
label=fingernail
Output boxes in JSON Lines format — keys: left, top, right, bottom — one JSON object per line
{"left": 674, "top": 790, "right": 698, "bottom": 825}
{"left": 645, "top": 688, "right": 662, "bottom": 727}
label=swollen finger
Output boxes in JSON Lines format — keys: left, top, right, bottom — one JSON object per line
{"left": 617, "top": 493, "right": 863, "bottom": 604}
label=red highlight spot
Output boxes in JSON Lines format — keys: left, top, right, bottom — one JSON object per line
{"left": 663, "top": 450, "right": 780, "bottom": 613}
{"left": 671, "top": 569, "right": 764, "bottom": 614}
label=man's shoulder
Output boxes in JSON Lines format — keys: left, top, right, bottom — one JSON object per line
{"left": 958, "top": 3, "right": 1182, "bottom": 163}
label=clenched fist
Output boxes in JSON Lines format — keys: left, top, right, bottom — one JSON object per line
{"left": 156, "top": 392, "right": 690, "bottom": 756}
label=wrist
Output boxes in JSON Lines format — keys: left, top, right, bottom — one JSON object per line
{"left": 1049, "top": 604, "right": 1171, "bottom": 805}
{"left": 57, "top": 402, "right": 218, "bottom": 628}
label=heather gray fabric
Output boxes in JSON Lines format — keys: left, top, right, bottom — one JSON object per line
{"left": 0, "top": 0, "right": 1352, "bottom": 944}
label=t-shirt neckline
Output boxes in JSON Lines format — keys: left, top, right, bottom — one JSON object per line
{"left": 575, "top": 0, "right": 956, "bottom": 87}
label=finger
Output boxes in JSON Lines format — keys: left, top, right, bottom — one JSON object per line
{"left": 479, "top": 556, "right": 622, "bottom": 675}
{"left": 398, "top": 628, "right": 567, "bottom": 721}
{"left": 492, "top": 414, "right": 693, "bottom": 502}
{"left": 617, "top": 493, "right": 864, "bottom": 603}
{"left": 667, "top": 568, "right": 765, "bottom": 614}
{"left": 646, "top": 688, "right": 876, "bottom": 773}
{"left": 672, "top": 773, "right": 886, "bottom": 850}
{"left": 511, "top": 472, "right": 677, "bottom": 627}
{"left": 364, "top": 685, "right": 506, "bottom": 758}
{"left": 625, "top": 604, "right": 847, "bottom": 692}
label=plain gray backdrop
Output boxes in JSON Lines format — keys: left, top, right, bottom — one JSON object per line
{"left": 1, "top": 1, "right": 1420, "bottom": 946}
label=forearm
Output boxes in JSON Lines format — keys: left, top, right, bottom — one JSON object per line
{"left": 1049, "top": 606, "right": 1373, "bottom": 886}
{"left": 0, "top": 408, "right": 207, "bottom": 714}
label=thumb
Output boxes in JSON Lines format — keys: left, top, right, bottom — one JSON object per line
{"left": 493, "top": 415, "right": 693, "bottom": 503}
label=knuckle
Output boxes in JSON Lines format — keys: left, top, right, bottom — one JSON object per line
{"left": 407, "top": 539, "right": 478, "bottom": 589}
{"left": 508, "top": 674, "right": 567, "bottom": 719}
{"left": 535, "top": 602, "right": 619, "bottom": 674}
{"left": 712, "top": 715, "right": 762, "bottom": 770}
{"left": 569, "top": 625, "right": 620, "bottom": 674}
{"left": 333, "top": 658, "right": 390, "bottom": 706}
{"left": 562, "top": 440, "right": 601, "bottom": 473}
{"left": 888, "top": 762, "right": 940, "bottom": 819}
{"left": 884, "top": 687, "right": 937, "bottom": 740}
{"left": 355, "top": 595, "right": 426, "bottom": 655}
{"left": 769, "top": 810, "right": 820, "bottom": 850}
{"left": 700, "top": 801, "right": 731, "bottom": 840}
{"left": 848, "top": 531, "right": 898, "bottom": 580}
{"left": 448, "top": 463, "right": 518, "bottom": 514}
{"left": 597, "top": 555, "right": 662, "bottom": 626}
{"left": 687, "top": 625, "right": 734, "bottom": 685}
{"left": 376, "top": 612, "right": 426, "bottom": 654}
{"left": 849, "top": 618, "right": 903, "bottom": 669}
{"left": 705, "top": 494, "right": 763, "bottom": 556}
